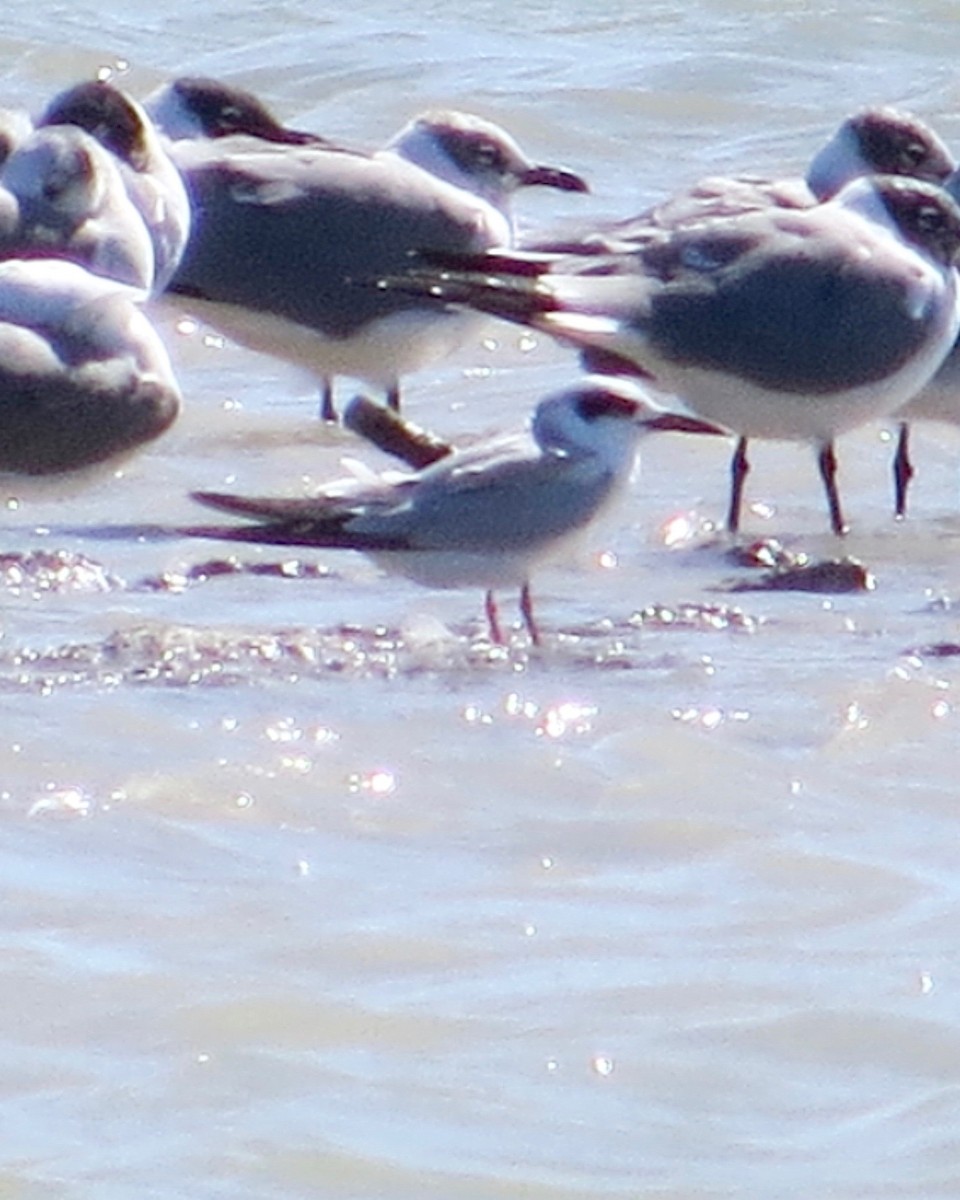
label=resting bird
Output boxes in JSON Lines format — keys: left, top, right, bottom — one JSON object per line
{"left": 0, "top": 122, "right": 156, "bottom": 290}
{"left": 38, "top": 80, "right": 191, "bottom": 293}
{"left": 0, "top": 257, "right": 180, "bottom": 477}
{"left": 143, "top": 75, "right": 334, "bottom": 147}
{"left": 185, "top": 379, "right": 722, "bottom": 643}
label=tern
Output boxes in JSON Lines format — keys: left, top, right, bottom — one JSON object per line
{"left": 0, "top": 257, "right": 180, "bottom": 476}
{"left": 158, "top": 101, "right": 588, "bottom": 420}
{"left": 385, "top": 174, "right": 960, "bottom": 535}
{"left": 185, "top": 379, "right": 722, "bottom": 644}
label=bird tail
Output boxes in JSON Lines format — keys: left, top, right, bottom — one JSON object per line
{"left": 182, "top": 490, "right": 348, "bottom": 547}
{"left": 376, "top": 248, "right": 561, "bottom": 325}
{"left": 183, "top": 491, "right": 408, "bottom": 551}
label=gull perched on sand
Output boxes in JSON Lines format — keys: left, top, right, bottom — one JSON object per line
{"left": 385, "top": 173, "right": 960, "bottom": 535}
{"left": 155, "top": 92, "right": 588, "bottom": 421}
{"left": 185, "top": 379, "right": 721, "bottom": 644}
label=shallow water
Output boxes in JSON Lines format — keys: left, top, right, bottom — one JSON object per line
{"left": 4, "top": 2, "right": 960, "bottom": 1197}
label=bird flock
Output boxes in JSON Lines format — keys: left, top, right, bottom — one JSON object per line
{"left": 3, "top": 74, "right": 960, "bottom": 642}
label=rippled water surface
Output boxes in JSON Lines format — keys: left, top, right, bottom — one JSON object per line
{"left": 5, "top": 2, "right": 960, "bottom": 1197}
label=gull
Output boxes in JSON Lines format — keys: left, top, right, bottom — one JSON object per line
{"left": 0, "top": 121, "right": 156, "bottom": 289}
{"left": 0, "top": 257, "right": 180, "bottom": 477}
{"left": 524, "top": 106, "right": 956, "bottom": 520}
{"left": 387, "top": 174, "right": 960, "bottom": 535}
{"left": 185, "top": 379, "right": 722, "bottom": 644}
{"left": 158, "top": 103, "right": 588, "bottom": 420}
{"left": 143, "top": 75, "right": 334, "bottom": 147}
{"left": 531, "top": 107, "right": 954, "bottom": 254}
{"left": 38, "top": 80, "right": 191, "bottom": 293}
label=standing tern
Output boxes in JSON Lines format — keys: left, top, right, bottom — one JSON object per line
{"left": 185, "top": 379, "right": 722, "bottom": 644}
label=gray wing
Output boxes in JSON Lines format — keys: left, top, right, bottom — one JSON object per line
{"left": 189, "top": 435, "right": 618, "bottom": 553}
{"left": 522, "top": 173, "right": 813, "bottom": 257}
{"left": 169, "top": 146, "right": 503, "bottom": 336}
{"left": 413, "top": 208, "right": 947, "bottom": 395}
{"left": 622, "top": 214, "right": 940, "bottom": 392}
{"left": 370, "top": 452, "right": 619, "bottom": 550}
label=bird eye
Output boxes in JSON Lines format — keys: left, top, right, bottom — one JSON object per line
{"left": 901, "top": 140, "right": 929, "bottom": 169}
{"left": 473, "top": 141, "right": 504, "bottom": 169}
{"left": 916, "top": 202, "right": 945, "bottom": 231}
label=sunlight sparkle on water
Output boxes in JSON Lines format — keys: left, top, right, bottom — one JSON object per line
{"left": 749, "top": 500, "right": 775, "bottom": 521}
{"left": 264, "top": 717, "right": 337, "bottom": 746}
{"left": 348, "top": 769, "right": 397, "bottom": 797}
{"left": 843, "top": 701, "right": 869, "bottom": 732}
{"left": 279, "top": 755, "right": 312, "bottom": 775}
{"left": 661, "top": 513, "right": 698, "bottom": 549}
{"left": 671, "top": 706, "right": 750, "bottom": 731}
{"left": 27, "top": 785, "right": 91, "bottom": 819}
{"left": 499, "top": 692, "right": 598, "bottom": 738}
{"left": 537, "top": 701, "right": 598, "bottom": 739}
{"left": 462, "top": 704, "right": 494, "bottom": 726}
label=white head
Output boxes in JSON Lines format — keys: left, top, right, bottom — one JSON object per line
{"left": 532, "top": 378, "right": 724, "bottom": 471}
{"left": 384, "top": 109, "right": 588, "bottom": 216}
